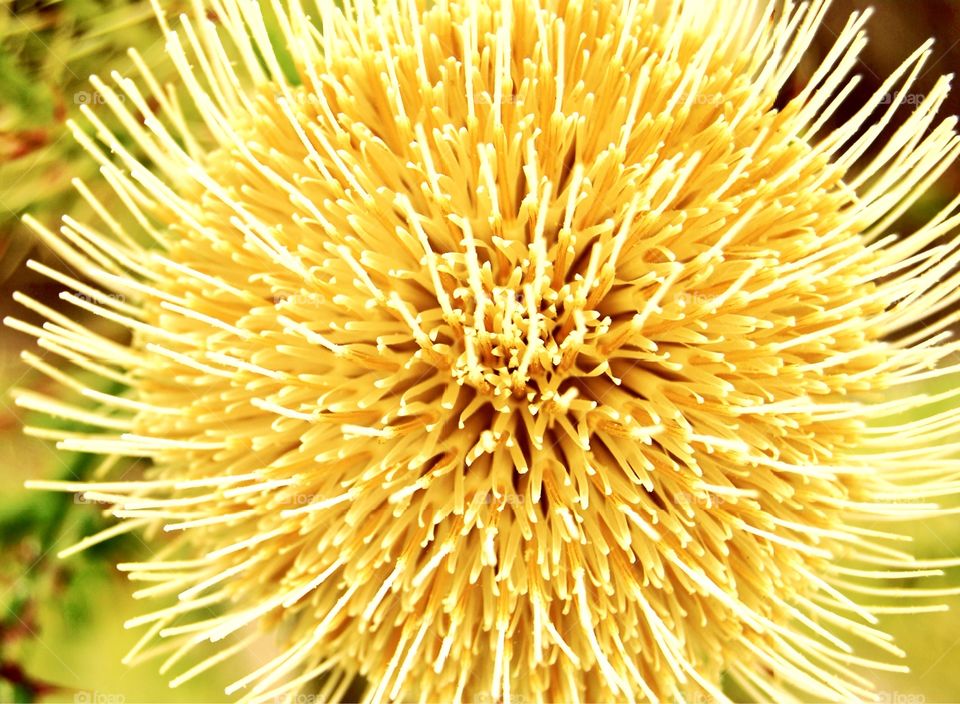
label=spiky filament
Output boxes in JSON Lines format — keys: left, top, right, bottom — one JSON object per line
{"left": 10, "top": 0, "right": 960, "bottom": 702}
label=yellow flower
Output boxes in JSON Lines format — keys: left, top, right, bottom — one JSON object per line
{"left": 11, "top": 0, "right": 960, "bottom": 701}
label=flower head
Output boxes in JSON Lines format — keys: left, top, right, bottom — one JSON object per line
{"left": 11, "top": 0, "right": 960, "bottom": 701}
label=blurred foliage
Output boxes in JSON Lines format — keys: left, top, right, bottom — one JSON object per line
{"left": 0, "top": 0, "right": 176, "bottom": 283}
{"left": 0, "top": 373, "right": 138, "bottom": 702}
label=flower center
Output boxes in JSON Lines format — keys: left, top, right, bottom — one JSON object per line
{"left": 450, "top": 284, "right": 556, "bottom": 400}
{"left": 433, "top": 248, "right": 612, "bottom": 413}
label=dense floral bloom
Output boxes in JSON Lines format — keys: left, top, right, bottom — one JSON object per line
{"left": 11, "top": 0, "right": 960, "bottom": 701}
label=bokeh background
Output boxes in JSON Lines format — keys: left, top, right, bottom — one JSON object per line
{"left": 1, "top": 0, "right": 960, "bottom": 702}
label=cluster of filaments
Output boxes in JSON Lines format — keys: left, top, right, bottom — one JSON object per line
{"left": 11, "top": 0, "right": 960, "bottom": 702}
{"left": 443, "top": 244, "right": 599, "bottom": 406}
